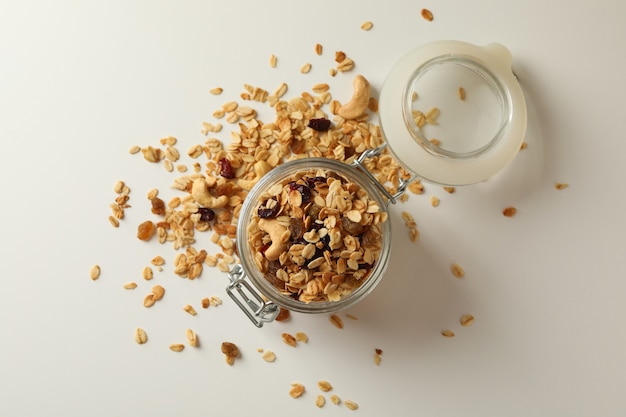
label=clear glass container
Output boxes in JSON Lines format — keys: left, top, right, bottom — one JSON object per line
{"left": 227, "top": 40, "right": 527, "bottom": 326}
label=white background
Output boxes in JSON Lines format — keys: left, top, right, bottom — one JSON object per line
{"left": 1, "top": 1, "right": 625, "bottom": 416}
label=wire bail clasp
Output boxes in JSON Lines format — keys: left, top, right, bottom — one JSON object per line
{"left": 226, "top": 264, "right": 279, "bottom": 327}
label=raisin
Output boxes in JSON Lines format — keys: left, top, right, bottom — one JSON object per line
{"left": 218, "top": 158, "right": 235, "bottom": 179}
{"left": 150, "top": 197, "right": 166, "bottom": 215}
{"left": 341, "top": 216, "right": 366, "bottom": 235}
{"left": 306, "top": 203, "right": 322, "bottom": 220}
{"left": 137, "top": 221, "right": 156, "bottom": 241}
{"left": 197, "top": 207, "right": 215, "bottom": 222}
{"left": 257, "top": 199, "right": 280, "bottom": 218}
{"left": 307, "top": 118, "right": 331, "bottom": 132}
{"left": 275, "top": 308, "right": 291, "bottom": 322}
{"left": 288, "top": 218, "right": 305, "bottom": 241}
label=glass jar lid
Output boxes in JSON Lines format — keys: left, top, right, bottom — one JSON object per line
{"left": 379, "top": 41, "right": 527, "bottom": 185}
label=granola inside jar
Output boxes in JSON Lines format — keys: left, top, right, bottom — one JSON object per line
{"left": 236, "top": 157, "right": 392, "bottom": 315}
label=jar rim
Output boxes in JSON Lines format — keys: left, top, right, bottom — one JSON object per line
{"left": 402, "top": 54, "right": 511, "bottom": 159}
{"left": 236, "top": 157, "right": 392, "bottom": 314}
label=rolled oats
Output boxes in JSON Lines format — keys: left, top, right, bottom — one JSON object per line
{"left": 142, "top": 266, "right": 153, "bottom": 281}
{"left": 262, "top": 350, "right": 276, "bottom": 362}
{"left": 314, "top": 43, "right": 323, "bottom": 55}
{"left": 330, "top": 394, "right": 341, "bottom": 405}
{"left": 441, "top": 330, "right": 455, "bottom": 337}
{"left": 460, "top": 314, "right": 475, "bottom": 327}
{"left": 90, "top": 264, "right": 101, "bottom": 281}
{"left": 169, "top": 343, "right": 185, "bottom": 352}
{"left": 289, "top": 383, "right": 305, "bottom": 399}
{"left": 123, "top": 282, "right": 137, "bottom": 290}
{"left": 128, "top": 145, "right": 140, "bottom": 154}
{"left": 300, "top": 63, "right": 312, "bottom": 74}
{"left": 344, "top": 400, "right": 359, "bottom": 410}
{"left": 555, "top": 182, "right": 569, "bottom": 190}
{"left": 330, "top": 314, "right": 344, "bottom": 329}
{"left": 295, "top": 332, "right": 308, "bottom": 343}
{"left": 282, "top": 333, "right": 297, "bottom": 347}
{"left": 360, "top": 21, "right": 373, "bottom": 31}
{"left": 458, "top": 86, "right": 466, "bottom": 100}
{"left": 315, "top": 395, "right": 326, "bottom": 408}
{"left": 134, "top": 328, "right": 148, "bottom": 344}
{"left": 108, "top": 215, "right": 119, "bottom": 227}
{"left": 183, "top": 304, "right": 197, "bottom": 316}
{"left": 421, "top": 8, "right": 434, "bottom": 21}
{"left": 318, "top": 380, "right": 333, "bottom": 392}
{"left": 186, "top": 328, "right": 199, "bottom": 347}
{"left": 451, "top": 263, "right": 465, "bottom": 278}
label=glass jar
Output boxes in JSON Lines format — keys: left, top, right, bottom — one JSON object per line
{"left": 226, "top": 40, "right": 527, "bottom": 327}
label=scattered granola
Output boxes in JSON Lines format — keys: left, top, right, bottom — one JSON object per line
{"left": 330, "top": 394, "right": 341, "bottom": 405}
{"left": 441, "top": 330, "right": 455, "bottom": 337}
{"left": 123, "top": 282, "right": 137, "bottom": 289}
{"left": 221, "top": 342, "right": 240, "bottom": 364}
{"left": 183, "top": 304, "right": 197, "bottom": 316}
{"left": 134, "top": 328, "right": 148, "bottom": 344}
{"left": 360, "top": 21, "right": 373, "bottom": 31}
{"left": 289, "top": 383, "right": 305, "bottom": 399}
{"left": 421, "top": 8, "right": 434, "bottom": 21}
{"left": 330, "top": 314, "right": 344, "bottom": 329}
{"left": 317, "top": 380, "right": 333, "bottom": 392}
{"left": 90, "top": 264, "right": 101, "bottom": 281}
{"left": 460, "top": 314, "right": 475, "bottom": 327}
{"left": 502, "top": 206, "right": 517, "bottom": 217}
{"left": 344, "top": 400, "right": 359, "bottom": 411}
{"left": 315, "top": 395, "right": 326, "bottom": 408}
{"left": 169, "top": 343, "right": 185, "bottom": 352}
{"left": 282, "top": 333, "right": 297, "bottom": 347}
{"left": 430, "top": 195, "right": 440, "bottom": 207}
{"left": 186, "top": 329, "right": 199, "bottom": 347}
{"left": 401, "top": 211, "right": 419, "bottom": 242}
{"left": 295, "top": 332, "right": 308, "bottom": 343}
{"left": 450, "top": 263, "right": 465, "bottom": 278}
{"left": 555, "top": 182, "right": 569, "bottom": 190}
{"left": 262, "top": 350, "right": 277, "bottom": 362}
{"left": 458, "top": 86, "right": 466, "bottom": 100}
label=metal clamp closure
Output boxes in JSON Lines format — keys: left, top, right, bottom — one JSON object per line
{"left": 226, "top": 264, "right": 279, "bottom": 327}
{"left": 352, "top": 144, "right": 415, "bottom": 205}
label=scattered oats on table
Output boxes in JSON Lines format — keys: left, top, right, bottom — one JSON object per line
{"left": 262, "top": 350, "right": 276, "bottom": 363}
{"left": 134, "top": 328, "right": 148, "bottom": 344}
{"left": 555, "top": 182, "right": 569, "bottom": 190}
{"left": 289, "top": 383, "right": 305, "bottom": 399}
{"left": 502, "top": 206, "right": 518, "bottom": 217}
{"left": 89, "top": 264, "right": 101, "bottom": 281}
{"left": 282, "top": 333, "right": 297, "bottom": 347}
{"left": 169, "top": 343, "right": 185, "bottom": 352}
{"left": 460, "top": 314, "right": 475, "bottom": 327}
{"left": 344, "top": 400, "right": 359, "bottom": 411}
{"left": 360, "top": 21, "right": 373, "bottom": 31}
{"left": 451, "top": 263, "right": 465, "bottom": 278}
{"left": 421, "top": 8, "right": 434, "bottom": 21}
{"left": 330, "top": 314, "right": 344, "bottom": 329}
{"left": 441, "top": 330, "right": 455, "bottom": 338}
{"left": 317, "top": 380, "right": 333, "bottom": 392}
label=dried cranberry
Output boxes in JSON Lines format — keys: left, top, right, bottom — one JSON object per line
{"left": 257, "top": 199, "right": 280, "bottom": 218}
{"left": 218, "top": 158, "right": 235, "bottom": 179}
{"left": 197, "top": 207, "right": 215, "bottom": 222}
{"left": 307, "top": 118, "right": 331, "bottom": 132}
{"left": 288, "top": 182, "right": 312, "bottom": 203}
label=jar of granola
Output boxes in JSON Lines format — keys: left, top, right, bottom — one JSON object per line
{"left": 226, "top": 41, "right": 526, "bottom": 326}
{"left": 228, "top": 156, "right": 398, "bottom": 327}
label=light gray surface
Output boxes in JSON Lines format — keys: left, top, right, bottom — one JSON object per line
{"left": 1, "top": 1, "right": 624, "bottom": 416}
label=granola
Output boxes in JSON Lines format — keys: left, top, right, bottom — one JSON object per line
{"left": 246, "top": 168, "right": 387, "bottom": 303}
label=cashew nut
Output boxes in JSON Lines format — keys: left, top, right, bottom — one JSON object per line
{"left": 337, "top": 74, "right": 371, "bottom": 120}
{"left": 258, "top": 218, "right": 290, "bottom": 261}
{"left": 191, "top": 178, "right": 228, "bottom": 208}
